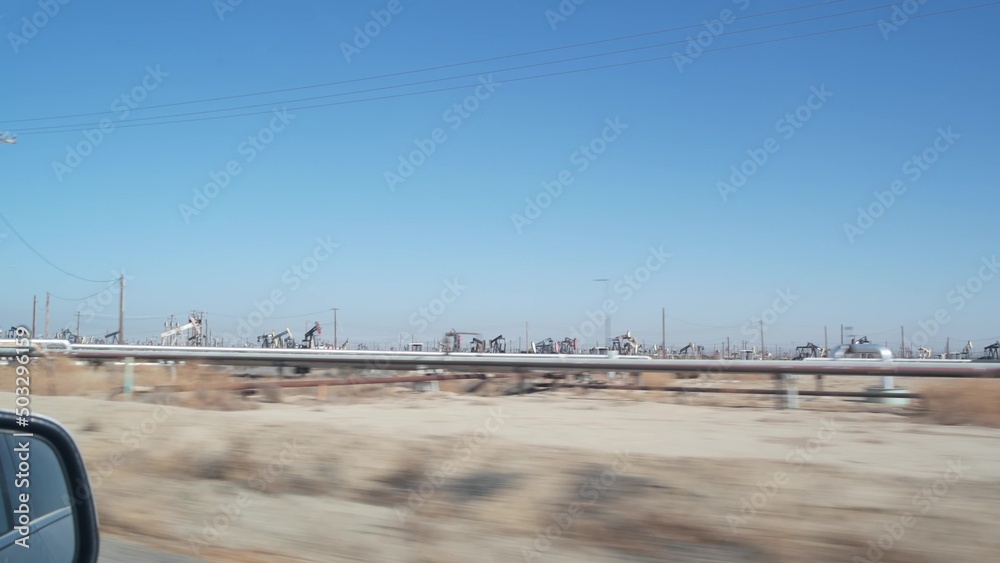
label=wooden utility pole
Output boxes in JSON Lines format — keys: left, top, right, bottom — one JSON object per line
{"left": 45, "top": 292, "right": 50, "bottom": 338}
{"left": 76, "top": 311, "right": 81, "bottom": 342}
{"left": 118, "top": 274, "right": 125, "bottom": 344}
{"left": 900, "top": 326, "right": 905, "bottom": 358}
{"left": 824, "top": 326, "right": 828, "bottom": 352}
{"left": 31, "top": 295, "right": 37, "bottom": 338}
{"left": 525, "top": 322, "right": 530, "bottom": 351}
{"left": 840, "top": 324, "right": 844, "bottom": 346}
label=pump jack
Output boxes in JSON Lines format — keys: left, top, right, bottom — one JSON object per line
{"left": 301, "top": 322, "right": 321, "bottom": 348}
{"left": 489, "top": 334, "right": 506, "bottom": 353}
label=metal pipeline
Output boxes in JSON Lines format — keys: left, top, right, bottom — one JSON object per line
{"left": 830, "top": 342, "right": 895, "bottom": 388}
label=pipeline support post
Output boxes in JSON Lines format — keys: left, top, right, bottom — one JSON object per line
{"left": 774, "top": 373, "right": 799, "bottom": 409}
{"left": 123, "top": 357, "right": 135, "bottom": 398}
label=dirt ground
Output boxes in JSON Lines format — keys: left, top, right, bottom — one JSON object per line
{"left": 5, "top": 360, "right": 1000, "bottom": 562}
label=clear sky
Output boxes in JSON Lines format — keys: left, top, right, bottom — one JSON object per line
{"left": 1, "top": 0, "right": 998, "bottom": 354}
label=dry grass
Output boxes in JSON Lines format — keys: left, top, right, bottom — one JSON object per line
{"left": 920, "top": 379, "right": 1000, "bottom": 427}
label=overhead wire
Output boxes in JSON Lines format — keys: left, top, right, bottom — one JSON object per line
{"left": 49, "top": 281, "right": 119, "bottom": 301}
{"left": 14, "top": 0, "right": 889, "bottom": 133}
{"left": 0, "top": 211, "right": 119, "bottom": 283}
{"left": 14, "top": 2, "right": 999, "bottom": 136}
{"left": 1, "top": 0, "right": 851, "bottom": 125}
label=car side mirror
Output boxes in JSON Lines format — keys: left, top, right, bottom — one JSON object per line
{"left": 0, "top": 411, "right": 99, "bottom": 562}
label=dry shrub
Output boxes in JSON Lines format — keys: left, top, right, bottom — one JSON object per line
{"left": 637, "top": 372, "right": 678, "bottom": 386}
{"left": 173, "top": 389, "right": 258, "bottom": 411}
{"left": 920, "top": 380, "right": 1000, "bottom": 427}
{"left": 0, "top": 357, "right": 234, "bottom": 398}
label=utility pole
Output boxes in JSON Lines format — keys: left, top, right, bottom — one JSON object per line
{"left": 759, "top": 320, "right": 765, "bottom": 360}
{"left": 840, "top": 324, "right": 844, "bottom": 346}
{"left": 31, "top": 295, "right": 37, "bottom": 338}
{"left": 661, "top": 307, "right": 666, "bottom": 358}
{"left": 824, "top": 326, "right": 828, "bottom": 352}
{"left": 900, "top": 326, "right": 905, "bottom": 358}
{"left": 945, "top": 337, "right": 950, "bottom": 357}
{"left": 525, "top": 322, "right": 529, "bottom": 350}
{"left": 118, "top": 274, "right": 125, "bottom": 344}
{"left": 76, "top": 311, "right": 81, "bottom": 342}
{"left": 45, "top": 292, "right": 50, "bottom": 338}
{"left": 331, "top": 308, "right": 339, "bottom": 349}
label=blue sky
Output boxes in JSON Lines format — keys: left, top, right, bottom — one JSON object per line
{"left": 1, "top": 0, "right": 998, "bottom": 353}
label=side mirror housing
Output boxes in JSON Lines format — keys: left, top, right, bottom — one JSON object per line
{"left": 0, "top": 411, "right": 99, "bottom": 562}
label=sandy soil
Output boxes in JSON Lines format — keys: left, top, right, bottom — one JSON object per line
{"left": 9, "top": 370, "right": 1000, "bottom": 563}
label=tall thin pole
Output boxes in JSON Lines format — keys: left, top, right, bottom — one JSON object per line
{"left": 900, "top": 326, "right": 905, "bottom": 358}
{"left": 76, "top": 311, "right": 81, "bottom": 342}
{"left": 31, "top": 295, "right": 37, "bottom": 338}
{"left": 525, "top": 322, "right": 529, "bottom": 350}
{"left": 759, "top": 320, "right": 765, "bottom": 360}
{"left": 332, "top": 308, "right": 339, "bottom": 349}
{"left": 45, "top": 292, "right": 50, "bottom": 338}
{"left": 661, "top": 307, "right": 666, "bottom": 358}
{"left": 824, "top": 326, "right": 828, "bottom": 352}
{"left": 604, "top": 281, "right": 611, "bottom": 348}
{"left": 118, "top": 275, "right": 125, "bottom": 344}
{"left": 840, "top": 324, "right": 844, "bottom": 346}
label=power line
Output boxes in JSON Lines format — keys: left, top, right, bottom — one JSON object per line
{"left": 14, "top": 0, "right": 911, "bottom": 135}
{"left": 2, "top": 0, "right": 850, "bottom": 125}
{"left": 18, "top": 2, "right": 996, "bottom": 137}
{"left": 49, "top": 281, "right": 119, "bottom": 301}
{"left": 0, "top": 211, "right": 119, "bottom": 283}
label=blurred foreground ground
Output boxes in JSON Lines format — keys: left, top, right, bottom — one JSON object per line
{"left": 5, "top": 361, "right": 1000, "bottom": 562}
